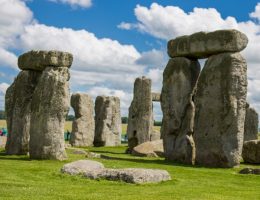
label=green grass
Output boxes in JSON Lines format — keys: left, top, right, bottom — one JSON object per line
{"left": 0, "top": 146, "right": 259, "bottom": 200}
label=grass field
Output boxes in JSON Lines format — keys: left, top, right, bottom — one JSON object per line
{"left": 0, "top": 146, "right": 259, "bottom": 200}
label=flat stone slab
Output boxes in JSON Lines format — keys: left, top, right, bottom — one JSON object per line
{"left": 239, "top": 168, "right": 260, "bottom": 175}
{"left": 61, "top": 160, "right": 171, "bottom": 184}
{"left": 18, "top": 50, "right": 73, "bottom": 71}
{"left": 61, "top": 160, "right": 104, "bottom": 175}
{"left": 132, "top": 140, "right": 164, "bottom": 157}
{"left": 242, "top": 140, "right": 260, "bottom": 164}
{"left": 167, "top": 29, "right": 248, "bottom": 59}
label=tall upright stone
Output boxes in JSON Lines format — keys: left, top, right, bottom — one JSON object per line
{"left": 161, "top": 58, "right": 200, "bottom": 164}
{"left": 194, "top": 53, "right": 247, "bottom": 167}
{"left": 5, "top": 71, "right": 41, "bottom": 155}
{"left": 70, "top": 93, "right": 95, "bottom": 147}
{"left": 244, "top": 103, "right": 259, "bottom": 141}
{"left": 127, "top": 77, "right": 153, "bottom": 151}
{"left": 94, "top": 96, "right": 121, "bottom": 147}
{"left": 28, "top": 51, "right": 73, "bottom": 160}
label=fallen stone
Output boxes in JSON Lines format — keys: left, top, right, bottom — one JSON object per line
{"left": 73, "top": 149, "right": 88, "bottom": 155}
{"left": 132, "top": 140, "right": 164, "bottom": 157}
{"left": 94, "top": 96, "right": 122, "bottom": 146}
{"left": 5, "top": 70, "right": 41, "bottom": 155}
{"left": 85, "top": 152, "right": 102, "bottom": 158}
{"left": 70, "top": 93, "right": 95, "bottom": 147}
{"left": 242, "top": 140, "right": 260, "bottom": 164}
{"left": 161, "top": 57, "right": 200, "bottom": 165}
{"left": 239, "top": 168, "right": 260, "bottom": 175}
{"left": 29, "top": 67, "right": 70, "bottom": 160}
{"left": 18, "top": 50, "right": 73, "bottom": 71}
{"left": 61, "top": 160, "right": 104, "bottom": 175}
{"left": 244, "top": 104, "right": 259, "bottom": 141}
{"left": 168, "top": 29, "right": 248, "bottom": 59}
{"left": 150, "top": 130, "right": 161, "bottom": 141}
{"left": 127, "top": 77, "right": 153, "bottom": 151}
{"left": 194, "top": 53, "right": 247, "bottom": 167}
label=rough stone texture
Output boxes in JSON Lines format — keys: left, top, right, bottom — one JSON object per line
{"left": 90, "top": 168, "right": 171, "bottom": 184}
{"left": 194, "top": 53, "right": 247, "bottom": 168}
{"left": 168, "top": 29, "right": 248, "bottom": 59}
{"left": 94, "top": 96, "right": 121, "bottom": 147}
{"left": 127, "top": 77, "right": 153, "bottom": 151}
{"left": 5, "top": 70, "right": 41, "bottom": 155}
{"left": 242, "top": 140, "right": 260, "bottom": 164}
{"left": 150, "top": 130, "right": 161, "bottom": 141}
{"left": 244, "top": 103, "right": 259, "bottom": 141}
{"left": 132, "top": 140, "right": 164, "bottom": 157}
{"left": 73, "top": 149, "right": 88, "bottom": 155}
{"left": 61, "top": 160, "right": 104, "bottom": 175}
{"left": 18, "top": 50, "right": 73, "bottom": 71}
{"left": 161, "top": 57, "right": 200, "bottom": 165}
{"left": 239, "top": 168, "right": 260, "bottom": 175}
{"left": 29, "top": 67, "right": 70, "bottom": 160}
{"left": 152, "top": 92, "right": 161, "bottom": 102}
{"left": 70, "top": 93, "right": 95, "bottom": 147}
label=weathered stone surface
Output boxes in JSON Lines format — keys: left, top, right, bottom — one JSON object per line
{"left": 5, "top": 70, "right": 41, "bottom": 155}
{"left": 194, "top": 53, "right": 247, "bottom": 167}
{"left": 94, "top": 96, "right": 121, "bottom": 146}
{"left": 29, "top": 67, "right": 70, "bottom": 160}
{"left": 152, "top": 92, "right": 161, "bottom": 102}
{"left": 150, "top": 130, "right": 161, "bottom": 141}
{"left": 242, "top": 140, "right": 260, "bottom": 164}
{"left": 73, "top": 149, "right": 88, "bottom": 155}
{"left": 70, "top": 93, "right": 95, "bottom": 147}
{"left": 90, "top": 168, "right": 171, "bottom": 184}
{"left": 161, "top": 57, "right": 200, "bottom": 165}
{"left": 239, "top": 168, "right": 260, "bottom": 175}
{"left": 61, "top": 160, "right": 104, "bottom": 175}
{"left": 127, "top": 77, "right": 153, "bottom": 151}
{"left": 132, "top": 139, "right": 164, "bottom": 157}
{"left": 244, "top": 103, "right": 259, "bottom": 141}
{"left": 168, "top": 29, "right": 248, "bottom": 59}
{"left": 18, "top": 50, "right": 73, "bottom": 71}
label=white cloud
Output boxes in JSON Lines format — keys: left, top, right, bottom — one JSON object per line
{"left": 250, "top": 2, "right": 260, "bottom": 21}
{"left": 0, "top": 48, "right": 18, "bottom": 69}
{"left": 0, "top": 82, "right": 10, "bottom": 110}
{"left": 117, "top": 22, "right": 136, "bottom": 30}
{"left": 49, "top": 0, "right": 92, "bottom": 8}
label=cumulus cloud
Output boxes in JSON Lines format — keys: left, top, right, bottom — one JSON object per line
{"left": 0, "top": 82, "right": 10, "bottom": 110}
{"left": 119, "top": 3, "right": 260, "bottom": 120}
{"left": 49, "top": 0, "right": 92, "bottom": 8}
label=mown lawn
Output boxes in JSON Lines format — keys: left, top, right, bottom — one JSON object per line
{"left": 0, "top": 146, "right": 259, "bottom": 200}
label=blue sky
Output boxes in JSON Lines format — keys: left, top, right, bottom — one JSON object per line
{"left": 1, "top": 0, "right": 260, "bottom": 120}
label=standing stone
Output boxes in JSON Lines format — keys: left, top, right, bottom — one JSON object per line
{"left": 194, "top": 53, "right": 247, "bottom": 167}
{"left": 5, "top": 70, "right": 41, "bottom": 155}
{"left": 94, "top": 96, "right": 121, "bottom": 147}
{"left": 244, "top": 103, "right": 259, "bottom": 141}
{"left": 161, "top": 57, "right": 200, "bottom": 165}
{"left": 70, "top": 93, "right": 95, "bottom": 147}
{"left": 242, "top": 140, "right": 260, "bottom": 164}
{"left": 29, "top": 66, "right": 71, "bottom": 160}
{"left": 152, "top": 92, "right": 161, "bottom": 102}
{"left": 127, "top": 77, "right": 153, "bottom": 151}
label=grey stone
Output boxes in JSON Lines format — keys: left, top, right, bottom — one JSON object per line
{"left": 150, "top": 130, "right": 161, "bottom": 141}
{"left": 85, "top": 152, "right": 102, "bottom": 158}
{"left": 18, "top": 50, "right": 73, "bottom": 71}
{"left": 70, "top": 93, "right": 95, "bottom": 147}
{"left": 5, "top": 70, "right": 41, "bottom": 155}
{"left": 239, "top": 167, "right": 260, "bottom": 175}
{"left": 194, "top": 53, "right": 247, "bottom": 167}
{"left": 132, "top": 139, "right": 164, "bottom": 157}
{"left": 242, "top": 140, "right": 260, "bottom": 164}
{"left": 94, "top": 96, "right": 121, "bottom": 147}
{"left": 127, "top": 77, "right": 153, "bottom": 151}
{"left": 73, "top": 149, "right": 88, "bottom": 155}
{"left": 244, "top": 103, "right": 259, "bottom": 141}
{"left": 168, "top": 29, "right": 248, "bottom": 59}
{"left": 29, "top": 67, "right": 70, "bottom": 160}
{"left": 92, "top": 168, "right": 171, "bottom": 184}
{"left": 61, "top": 160, "right": 104, "bottom": 175}
{"left": 161, "top": 57, "right": 200, "bottom": 165}
{"left": 152, "top": 92, "right": 161, "bottom": 102}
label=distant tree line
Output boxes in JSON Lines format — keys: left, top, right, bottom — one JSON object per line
{"left": 0, "top": 110, "right": 6, "bottom": 120}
